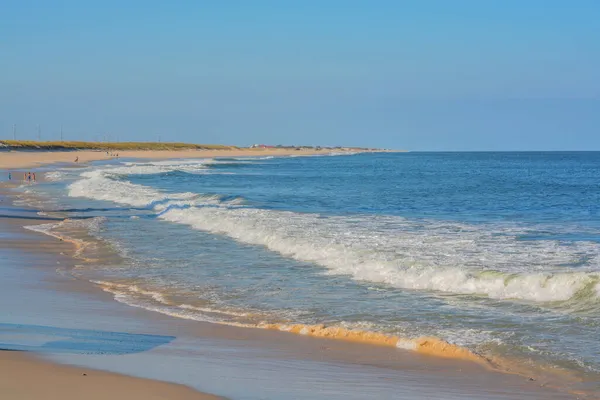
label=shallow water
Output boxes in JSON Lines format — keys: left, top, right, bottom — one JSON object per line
{"left": 24, "top": 152, "right": 600, "bottom": 388}
{"left": 0, "top": 219, "right": 572, "bottom": 400}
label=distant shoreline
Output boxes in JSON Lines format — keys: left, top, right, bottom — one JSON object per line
{"left": 0, "top": 140, "right": 236, "bottom": 151}
{"left": 0, "top": 140, "right": 384, "bottom": 152}
{"left": 0, "top": 146, "right": 389, "bottom": 169}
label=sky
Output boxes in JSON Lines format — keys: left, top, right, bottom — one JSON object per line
{"left": 1, "top": 0, "right": 599, "bottom": 150}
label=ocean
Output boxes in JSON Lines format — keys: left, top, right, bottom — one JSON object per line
{"left": 23, "top": 152, "right": 600, "bottom": 388}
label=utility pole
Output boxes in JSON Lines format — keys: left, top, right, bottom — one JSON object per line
{"left": 12, "top": 124, "right": 16, "bottom": 140}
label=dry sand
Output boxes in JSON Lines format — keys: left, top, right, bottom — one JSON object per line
{"left": 0, "top": 351, "right": 223, "bottom": 400}
{"left": 0, "top": 148, "right": 358, "bottom": 169}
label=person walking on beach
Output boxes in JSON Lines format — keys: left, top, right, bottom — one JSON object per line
{"left": 32, "top": 172, "right": 36, "bottom": 182}
{"left": 8, "top": 172, "right": 11, "bottom": 181}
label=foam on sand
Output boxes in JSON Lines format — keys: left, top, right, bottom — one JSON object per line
{"left": 82, "top": 274, "right": 589, "bottom": 397}
{"left": 24, "top": 218, "right": 106, "bottom": 262}
{"left": 261, "top": 324, "right": 485, "bottom": 363}
{"left": 90, "top": 278, "right": 488, "bottom": 365}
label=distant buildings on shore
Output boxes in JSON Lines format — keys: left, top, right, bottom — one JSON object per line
{"left": 250, "top": 144, "right": 378, "bottom": 151}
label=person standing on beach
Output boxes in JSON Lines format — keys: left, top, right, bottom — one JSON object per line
{"left": 32, "top": 172, "right": 36, "bottom": 182}
{"left": 8, "top": 172, "right": 11, "bottom": 181}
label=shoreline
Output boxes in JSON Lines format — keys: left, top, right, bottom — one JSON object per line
{"left": 0, "top": 147, "right": 384, "bottom": 169}
{"left": 0, "top": 194, "right": 225, "bottom": 400}
{"left": 0, "top": 154, "right": 587, "bottom": 399}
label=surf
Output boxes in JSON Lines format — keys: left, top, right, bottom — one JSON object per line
{"left": 66, "top": 161, "right": 600, "bottom": 305}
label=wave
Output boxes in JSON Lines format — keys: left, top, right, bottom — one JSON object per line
{"left": 91, "top": 279, "right": 487, "bottom": 365}
{"left": 67, "top": 163, "right": 600, "bottom": 304}
{"left": 44, "top": 171, "right": 66, "bottom": 181}
{"left": 91, "top": 280, "right": 284, "bottom": 328}
{"left": 113, "top": 162, "right": 210, "bottom": 175}
{"left": 119, "top": 158, "right": 257, "bottom": 174}
{"left": 67, "top": 160, "right": 252, "bottom": 209}
{"left": 103, "top": 159, "right": 251, "bottom": 177}
{"left": 203, "top": 162, "right": 255, "bottom": 169}
{"left": 24, "top": 217, "right": 106, "bottom": 262}
{"left": 68, "top": 169, "right": 243, "bottom": 210}
{"left": 89, "top": 276, "right": 589, "bottom": 394}
{"left": 25, "top": 194, "right": 493, "bottom": 372}
{"left": 26, "top": 210, "right": 586, "bottom": 396}
{"left": 158, "top": 207, "right": 600, "bottom": 303}
{"left": 217, "top": 156, "right": 274, "bottom": 161}
{"left": 70, "top": 170, "right": 177, "bottom": 207}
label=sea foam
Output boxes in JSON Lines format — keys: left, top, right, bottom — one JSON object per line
{"left": 68, "top": 162, "right": 600, "bottom": 304}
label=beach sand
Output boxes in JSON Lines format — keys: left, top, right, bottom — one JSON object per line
{"left": 0, "top": 351, "right": 222, "bottom": 400}
{"left": 0, "top": 148, "right": 356, "bottom": 169}
{"left": 0, "top": 154, "right": 586, "bottom": 399}
{"left": 0, "top": 201, "right": 226, "bottom": 399}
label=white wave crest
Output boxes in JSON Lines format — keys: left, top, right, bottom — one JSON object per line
{"left": 157, "top": 207, "right": 600, "bottom": 303}
{"left": 67, "top": 159, "right": 243, "bottom": 207}
{"left": 68, "top": 169, "right": 198, "bottom": 207}
{"left": 44, "top": 171, "right": 66, "bottom": 181}
{"left": 67, "top": 163, "right": 600, "bottom": 303}
{"left": 230, "top": 156, "right": 274, "bottom": 161}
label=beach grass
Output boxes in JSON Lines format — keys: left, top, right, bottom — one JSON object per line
{"left": 0, "top": 140, "right": 237, "bottom": 151}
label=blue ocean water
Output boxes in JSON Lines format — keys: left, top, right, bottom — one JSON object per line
{"left": 27, "top": 152, "right": 600, "bottom": 385}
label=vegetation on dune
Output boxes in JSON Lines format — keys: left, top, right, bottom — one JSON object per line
{"left": 0, "top": 140, "right": 237, "bottom": 151}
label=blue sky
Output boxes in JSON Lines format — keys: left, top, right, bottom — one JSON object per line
{"left": 2, "top": 1, "right": 599, "bottom": 150}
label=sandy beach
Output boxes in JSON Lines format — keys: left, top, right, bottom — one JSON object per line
{"left": 0, "top": 351, "right": 222, "bottom": 400}
{"left": 5, "top": 0, "right": 596, "bottom": 397}
{"left": 0, "top": 148, "right": 356, "bottom": 169}
{"left": 0, "top": 153, "right": 586, "bottom": 399}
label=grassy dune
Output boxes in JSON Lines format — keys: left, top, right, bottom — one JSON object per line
{"left": 0, "top": 140, "right": 237, "bottom": 151}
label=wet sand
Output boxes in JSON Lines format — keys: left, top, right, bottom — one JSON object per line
{"left": 0, "top": 351, "right": 222, "bottom": 400}
{"left": 0, "top": 162, "right": 587, "bottom": 399}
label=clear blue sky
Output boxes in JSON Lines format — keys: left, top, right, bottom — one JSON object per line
{"left": 2, "top": 0, "right": 599, "bottom": 150}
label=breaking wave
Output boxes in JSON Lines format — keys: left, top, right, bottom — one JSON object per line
{"left": 158, "top": 207, "right": 600, "bottom": 303}
{"left": 67, "top": 162, "right": 600, "bottom": 304}
{"left": 44, "top": 171, "right": 66, "bottom": 181}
